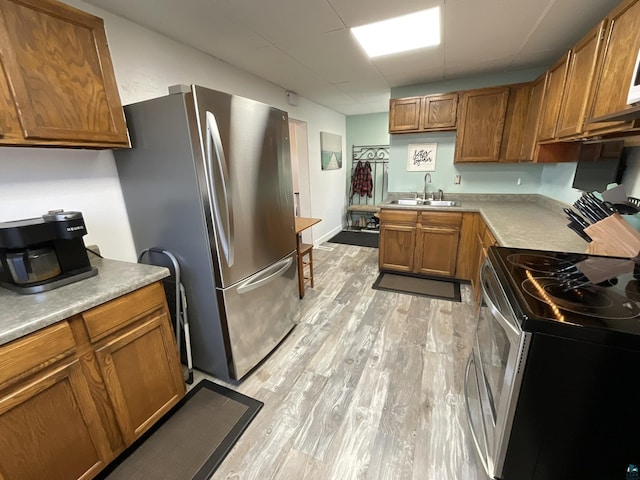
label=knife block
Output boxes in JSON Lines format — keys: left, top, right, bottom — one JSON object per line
{"left": 585, "top": 213, "right": 640, "bottom": 257}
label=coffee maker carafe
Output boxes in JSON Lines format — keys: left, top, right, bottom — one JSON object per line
{"left": 0, "top": 210, "right": 98, "bottom": 294}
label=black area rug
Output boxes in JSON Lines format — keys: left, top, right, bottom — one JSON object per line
{"left": 99, "top": 380, "right": 262, "bottom": 480}
{"left": 328, "top": 230, "right": 379, "bottom": 248}
{"left": 372, "top": 271, "right": 461, "bottom": 302}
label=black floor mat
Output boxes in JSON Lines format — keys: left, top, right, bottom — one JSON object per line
{"left": 372, "top": 271, "right": 461, "bottom": 302}
{"left": 328, "top": 230, "right": 379, "bottom": 248}
{"left": 99, "top": 380, "right": 262, "bottom": 480}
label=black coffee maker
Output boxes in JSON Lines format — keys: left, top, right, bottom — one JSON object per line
{"left": 0, "top": 210, "right": 98, "bottom": 294}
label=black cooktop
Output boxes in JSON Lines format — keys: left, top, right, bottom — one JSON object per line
{"left": 488, "top": 246, "right": 640, "bottom": 346}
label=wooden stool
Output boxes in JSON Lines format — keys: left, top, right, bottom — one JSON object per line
{"left": 297, "top": 241, "right": 314, "bottom": 298}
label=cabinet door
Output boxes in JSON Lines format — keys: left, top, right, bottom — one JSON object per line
{"left": 0, "top": 360, "right": 113, "bottom": 480}
{"left": 555, "top": 21, "right": 606, "bottom": 138}
{"left": 421, "top": 93, "right": 458, "bottom": 130}
{"left": 520, "top": 75, "right": 546, "bottom": 161}
{"left": 414, "top": 225, "right": 460, "bottom": 277}
{"left": 389, "top": 97, "right": 422, "bottom": 132}
{"left": 537, "top": 52, "right": 570, "bottom": 141}
{"left": 94, "top": 313, "right": 185, "bottom": 445}
{"left": 455, "top": 213, "right": 480, "bottom": 281}
{"left": 586, "top": 0, "right": 640, "bottom": 132}
{"left": 500, "top": 82, "right": 532, "bottom": 162}
{"left": 0, "top": 0, "right": 128, "bottom": 147}
{"left": 379, "top": 224, "right": 416, "bottom": 272}
{"left": 454, "top": 86, "right": 510, "bottom": 163}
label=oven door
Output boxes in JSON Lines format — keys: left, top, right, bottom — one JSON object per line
{"left": 465, "top": 258, "right": 531, "bottom": 479}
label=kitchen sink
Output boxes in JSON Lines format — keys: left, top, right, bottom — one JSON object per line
{"left": 389, "top": 199, "right": 460, "bottom": 207}
{"left": 423, "top": 200, "right": 460, "bottom": 207}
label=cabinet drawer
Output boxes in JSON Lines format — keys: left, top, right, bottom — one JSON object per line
{"left": 379, "top": 209, "right": 418, "bottom": 224}
{"left": 0, "top": 321, "right": 75, "bottom": 387}
{"left": 83, "top": 282, "right": 166, "bottom": 343}
{"left": 420, "top": 211, "right": 462, "bottom": 226}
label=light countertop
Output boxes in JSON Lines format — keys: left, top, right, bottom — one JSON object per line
{"left": 0, "top": 256, "right": 169, "bottom": 347}
{"left": 379, "top": 193, "right": 589, "bottom": 254}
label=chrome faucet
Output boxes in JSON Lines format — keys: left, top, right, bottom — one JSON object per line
{"left": 437, "top": 189, "right": 444, "bottom": 201}
{"left": 423, "top": 173, "right": 431, "bottom": 200}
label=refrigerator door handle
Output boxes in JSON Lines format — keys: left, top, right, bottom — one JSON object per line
{"left": 206, "top": 111, "right": 235, "bottom": 267}
{"left": 236, "top": 256, "right": 293, "bottom": 295}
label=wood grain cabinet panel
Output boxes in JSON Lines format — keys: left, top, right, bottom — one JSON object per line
{"left": 0, "top": 360, "right": 112, "bottom": 480}
{"left": 454, "top": 86, "right": 510, "bottom": 163}
{"left": 520, "top": 74, "right": 546, "bottom": 161}
{"left": 379, "top": 223, "right": 417, "bottom": 272}
{"left": 414, "top": 225, "right": 460, "bottom": 277}
{"left": 389, "top": 97, "right": 422, "bottom": 132}
{"left": 537, "top": 52, "right": 570, "bottom": 141}
{"left": 500, "top": 82, "right": 533, "bottom": 162}
{"left": 0, "top": 281, "right": 185, "bottom": 480}
{"left": 585, "top": 0, "right": 640, "bottom": 133}
{"left": 555, "top": 21, "right": 606, "bottom": 138}
{"left": 0, "top": 0, "right": 129, "bottom": 147}
{"left": 389, "top": 93, "right": 458, "bottom": 133}
{"left": 93, "top": 313, "right": 184, "bottom": 445}
{"left": 455, "top": 213, "right": 480, "bottom": 281}
{"left": 421, "top": 93, "right": 458, "bottom": 130}
{"left": 379, "top": 209, "right": 463, "bottom": 278}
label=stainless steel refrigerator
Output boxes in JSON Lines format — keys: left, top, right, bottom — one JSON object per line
{"left": 115, "top": 85, "right": 298, "bottom": 381}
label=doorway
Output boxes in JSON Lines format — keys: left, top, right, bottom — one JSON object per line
{"left": 289, "top": 119, "right": 312, "bottom": 244}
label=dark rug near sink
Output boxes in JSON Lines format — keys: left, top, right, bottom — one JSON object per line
{"left": 372, "top": 271, "right": 461, "bottom": 302}
{"left": 98, "top": 380, "right": 262, "bottom": 480}
{"left": 328, "top": 230, "right": 379, "bottom": 248}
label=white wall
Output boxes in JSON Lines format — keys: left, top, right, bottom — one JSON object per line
{"left": 0, "top": 0, "right": 345, "bottom": 261}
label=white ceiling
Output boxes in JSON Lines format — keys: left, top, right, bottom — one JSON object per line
{"left": 83, "top": 0, "right": 621, "bottom": 115}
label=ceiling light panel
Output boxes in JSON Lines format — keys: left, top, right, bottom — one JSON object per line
{"left": 351, "top": 7, "right": 440, "bottom": 58}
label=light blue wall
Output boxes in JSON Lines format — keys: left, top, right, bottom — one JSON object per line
{"left": 390, "top": 68, "right": 546, "bottom": 194}
{"left": 539, "top": 147, "right": 640, "bottom": 203}
{"left": 346, "top": 112, "right": 389, "bottom": 152}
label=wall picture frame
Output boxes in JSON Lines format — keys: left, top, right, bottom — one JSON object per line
{"left": 407, "top": 143, "right": 437, "bottom": 172}
{"left": 320, "top": 132, "right": 342, "bottom": 170}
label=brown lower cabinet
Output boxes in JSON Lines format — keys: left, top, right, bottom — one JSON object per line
{"left": 0, "top": 282, "right": 185, "bottom": 480}
{"left": 414, "top": 212, "right": 462, "bottom": 277}
{"left": 472, "top": 219, "right": 499, "bottom": 308}
{"left": 380, "top": 209, "right": 465, "bottom": 278}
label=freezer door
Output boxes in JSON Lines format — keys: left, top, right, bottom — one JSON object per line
{"left": 192, "top": 86, "right": 296, "bottom": 288}
{"left": 219, "top": 253, "right": 298, "bottom": 379}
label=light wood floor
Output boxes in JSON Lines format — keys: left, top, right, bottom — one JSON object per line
{"left": 196, "top": 242, "right": 487, "bottom": 480}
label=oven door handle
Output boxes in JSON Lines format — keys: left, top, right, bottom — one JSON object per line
{"left": 481, "top": 260, "right": 520, "bottom": 339}
{"left": 464, "top": 354, "right": 492, "bottom": 476}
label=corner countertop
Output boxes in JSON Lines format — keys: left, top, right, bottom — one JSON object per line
{"left": 0, "top": 256, "right": 169, "bottom": 347}
{"left": 379, "top": 193, "right": 589, "bottom": 254}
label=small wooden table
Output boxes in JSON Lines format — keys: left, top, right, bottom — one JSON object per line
{"left": 294, "top": 217, "right": 322, "bottom": 298}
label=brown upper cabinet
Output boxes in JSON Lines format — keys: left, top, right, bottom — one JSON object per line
{"left": 389, "top": 93, "right": 457, "bottom": 133}
{"left": 585, "top": 0, "right": 640, "bottom": 133}
{"left": 537, "top": 53, "right": 570, "bottom": 141}
{"left": 0, "top": 0, "right": 129, "bottom": 148}
{"left": 519, "top": 74, "right": 546, "bottom": 160}
{"left": 555, "top": 21, "right": 607, "bottom": 139}
{"left": 455, "top": 86, "right": 510, "bottom": 163}
{"left": 500, "top": 82, "right": 533, "bottom": 162}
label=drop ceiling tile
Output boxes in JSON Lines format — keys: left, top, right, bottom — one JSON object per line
{"left": 443, "top": 0, "right": 551, "bottom": 66}
{"left": 385, "top": 69, "right": 445, "bottom": 87}
{"left": 214, "top": 0, "right": 345, "bottom": 45}
{"left": 328, "top": 0, "right": 442, "bottom": 27}
{"left": 372, "top": 47, "right": 444, "bottom": 76}
{"left": 278, "top": 29, "right": 382, "bottom": 84}
{"left": 518, "top": 0, "right": 620, "bottom": 54}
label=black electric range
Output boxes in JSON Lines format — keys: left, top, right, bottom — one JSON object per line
{"left": 488, "top": 246, "right": 640, "bottom": 349}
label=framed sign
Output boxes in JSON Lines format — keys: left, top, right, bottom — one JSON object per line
{"left": 407, "top": 143, "right": 437, "bottom": 171}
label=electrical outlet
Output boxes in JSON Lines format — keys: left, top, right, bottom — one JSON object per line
{"left": 454, "top": 175, "right": 461, "bottom": 185}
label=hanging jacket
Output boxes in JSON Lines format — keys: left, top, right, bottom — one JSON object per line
{"left": 351, "top": 160, "right": 373, "bottom": 198}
